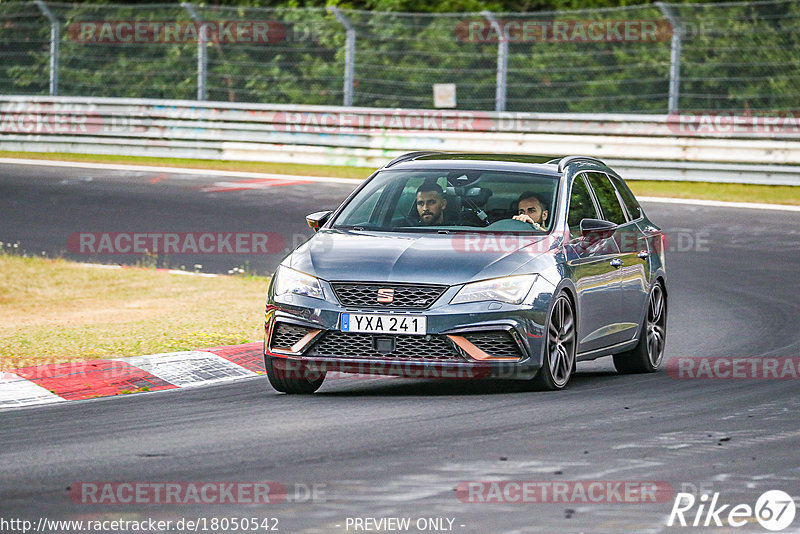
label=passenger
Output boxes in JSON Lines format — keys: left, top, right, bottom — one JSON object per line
{"left": 416, "top": 182, "right": 448, "bottom": 225}
{"left": 512, "top": 191, "right": 548, "bottom": 231}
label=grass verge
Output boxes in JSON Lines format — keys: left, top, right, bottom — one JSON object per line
{"left": 627, "top": 180, "right": 800, "bottom": 206}
{"left": 0, "top": 252, "right": 267, "bottom": 369}
{"left": 1, "top": 150, "right": 798, "bottom": 206}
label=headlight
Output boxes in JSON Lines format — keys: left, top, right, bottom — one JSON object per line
{"left": 273, "top": 266, "right": 324, "bottom": 300}
{"left": 450, "top": 274, "right": 538, "bottom": 305}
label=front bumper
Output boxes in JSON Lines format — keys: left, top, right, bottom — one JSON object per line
{"left": 264, "top": 279, "right": 554, "bottom": 381}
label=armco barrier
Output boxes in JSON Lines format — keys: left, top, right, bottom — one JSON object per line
{"left": 1, "top": 96, "right": 799, "bottom": 185}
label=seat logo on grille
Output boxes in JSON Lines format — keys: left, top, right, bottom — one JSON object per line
{"left": 376, "top": 288, "right": 395, "bottom": 303}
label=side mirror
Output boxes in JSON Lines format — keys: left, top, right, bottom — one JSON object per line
{"left": 579, "top": 218, "right": 617, "bottom": 246}
{"left": 306, "top": 210, "right": 333, "bottom": 232}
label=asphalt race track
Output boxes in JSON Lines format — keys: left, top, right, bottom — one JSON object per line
{"left": 1, "top": 162, "right": 800, "bottom": 533}
{"left": 0, "top": 163, "right": 355, "bottom": 274}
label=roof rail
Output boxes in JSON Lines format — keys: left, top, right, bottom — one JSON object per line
{"left": 555, "top": 155, "right": 606, "bottom": 173}
{"left": 383, "top": 151, "right": 444, "bottom": 168}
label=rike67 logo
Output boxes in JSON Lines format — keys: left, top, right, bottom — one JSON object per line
{"left": 668, "top": 490, "right": 796, "bottom": 531}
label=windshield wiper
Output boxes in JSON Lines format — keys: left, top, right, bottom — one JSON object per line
{"left": 334, "top": 225, "right": 373, "bottom": 231}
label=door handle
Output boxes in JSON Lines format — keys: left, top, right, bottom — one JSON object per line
{"left": 610, "top": 258, "right": 623, "bottom": 268}
{"left": 637, "top": 250, "right": 650, "bottom": 259}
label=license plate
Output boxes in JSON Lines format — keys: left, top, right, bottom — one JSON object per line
{"left": 340, "top": 313, "right": 426, "bottom": 335}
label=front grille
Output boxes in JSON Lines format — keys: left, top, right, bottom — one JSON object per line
{"left": 330, "top": 282, "right": 447, "bottom": 310}
{"left": 464, "top": 331, "right": 524, "bottom": 360}
{"left": 271, "top": 322, "right": 312, "bottom": 350}
{"left": 307, "top": 331, "right": 463, "bottom": 361}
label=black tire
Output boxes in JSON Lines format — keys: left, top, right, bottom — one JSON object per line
{"left": 613, "top": 282, "right": 667, "bottom": 374}
{"left": 265, "top": 357, "right": 325, "bottom": 394}
{"left": 530, "top": 293, "right": 576, "bottom": 391}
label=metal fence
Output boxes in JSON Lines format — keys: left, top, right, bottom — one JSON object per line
{"left": 1, "top": 1, "right": 799, "bottom": 114}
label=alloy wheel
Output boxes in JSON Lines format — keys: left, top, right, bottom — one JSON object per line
{"left": 646, "top": 284, "right": 666, "bottom": 368}
{"left": 547, "top": 295, "right": 576, "bottom": 387}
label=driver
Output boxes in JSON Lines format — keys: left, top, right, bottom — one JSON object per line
{"left": 416, "top": 182, "right": 448, "bottom": 225}
{"left": 512, "top": 191, "right": 548, "bottom": 231}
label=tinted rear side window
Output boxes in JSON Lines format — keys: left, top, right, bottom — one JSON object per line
{"left": 609, "top": 175, "right": 643, "bottom": 220}
{"left": 585, "top": 172, "right": 626, "bottom": 225}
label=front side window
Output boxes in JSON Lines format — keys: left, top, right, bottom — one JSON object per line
{"left": 585, "top": 172, "right": 627, "bottom": 225}
{"left": 332, "top": 169, "right": 559, "bottom": 233}
{"left": 567, "top": 175, "right": 599, "bottom": 237}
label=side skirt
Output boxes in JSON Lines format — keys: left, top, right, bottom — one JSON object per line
{"left": 576, "top": 338, "right": 639, "bottom": 362}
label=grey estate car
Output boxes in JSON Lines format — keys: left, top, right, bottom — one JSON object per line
{"left": 264, "top": 153, "right": 667, "bottom": 393}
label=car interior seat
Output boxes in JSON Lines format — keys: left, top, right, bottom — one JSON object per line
{"left": 452, "top": 186, "right": 492, "bottom": 226}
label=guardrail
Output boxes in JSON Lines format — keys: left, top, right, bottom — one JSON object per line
{"left": 1, "top": 96, "right": 799, "bottom": 185}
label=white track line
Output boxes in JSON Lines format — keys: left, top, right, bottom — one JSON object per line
{"left": 1, "top": 157, "right": 797, "bottom": 212}
{"left": 638, "top": 196, "right": 800, "bottom": 212}
{"left": 0, "top": 157, "right": 362, "bottom": 184}
{"left": 80, "top": 263, "right": 219, "bottom": 277}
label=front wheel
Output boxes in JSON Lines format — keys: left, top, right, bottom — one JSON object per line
{"left": 530, "top": 293, "right": 576, "bottom": 391}
{"left": 265, "top": 357, "right": 325, "bottom": 394}
{"left": 613, "top": 282, "right": 666, "bottom": 374}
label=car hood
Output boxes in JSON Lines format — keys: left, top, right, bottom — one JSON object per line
{"left": 287, "top": 229, "right": 554, "bottom": 285}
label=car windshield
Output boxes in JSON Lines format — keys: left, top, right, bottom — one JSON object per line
{"left": 332, "top": 169, "right": 559, "bottom": 233}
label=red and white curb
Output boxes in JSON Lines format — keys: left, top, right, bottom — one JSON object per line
{"left": 0, "top": 342, "right": 265, "bottom": 410}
